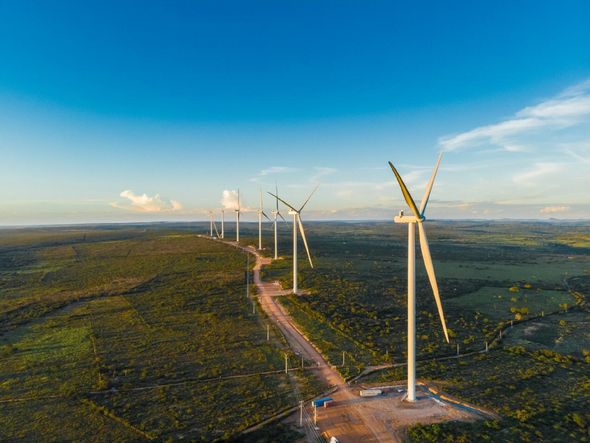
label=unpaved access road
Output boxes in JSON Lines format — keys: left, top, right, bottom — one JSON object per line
{"left": 230, "top": 243, "right": 398, "bottom": 442}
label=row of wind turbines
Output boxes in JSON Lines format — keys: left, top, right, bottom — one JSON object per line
{"left": 207, "top": 185, "right": 318, "bottom": 294}
{"left": 207, "top": 154, "right": 449, "bottom": 403}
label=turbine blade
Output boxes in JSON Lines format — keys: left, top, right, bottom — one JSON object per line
{"left": 275, "top": 183, "right": 279, "bottom": 211}
{"left": 418, "top": 153, "right": 443, "bottom": 216}
{"left": 278, "top": 212, "right": 288, "bottom": 223}
{"left": 299, "top": 185, "right": 319, "bottom": 212}
{"left": 297, "top": 215, "right": 314, "bottom": 268}
{"left": 262, "top": 211, "right": 271, "bottom": 222}
{"left": 388, "top": 161, "right": 420, "bottom": 219}
{"left": 418, "top": 222, "right": 449, "bottom": 343}
{"left": 267, "top": 192, "right": 297, "bottom": 212}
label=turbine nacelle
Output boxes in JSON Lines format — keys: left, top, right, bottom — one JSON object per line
{"left": 393, "top": 213, "right": 424, "bottom": 223}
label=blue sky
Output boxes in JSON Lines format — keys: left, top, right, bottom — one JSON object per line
{"left": 1, "top": 1, "right": 589, "bottom": 224}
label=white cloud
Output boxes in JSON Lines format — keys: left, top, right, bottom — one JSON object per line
{"left": 310, "top": 166, "right": 337, "bottom": 182}
{"left": 440, "top": 78, "right": 590, "bottom": 152}
{"left": 512, "top": 162, "right": 565, "bottom": 186}
{"left": 540, "top": 206, "right": 569, "bottom": 214}
{"left": 249, "top": 166, "right": 297, "bottom": 182}
{"left": 221, "top": 190, "right": 240, "bottom": 210}
{"left": 115, "top": 190, "right": 182, "bottom": 212}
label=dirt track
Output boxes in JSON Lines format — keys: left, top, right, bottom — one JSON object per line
{"left": 237, "top": 245, "right": 397, "bottom": 442}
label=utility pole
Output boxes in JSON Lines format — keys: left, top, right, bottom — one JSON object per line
{"left": 284, "top": 353, "right": 289, "bottom": 374}
{"left": 342, "top": 351, "right": 346, "bottom": 366}
{"left": 299, "top": 401, "right": 304, "bottom": 427}
{"left": 246, "top": 254, "right": 250, "bottom": 299}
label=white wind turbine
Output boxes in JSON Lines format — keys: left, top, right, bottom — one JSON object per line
{"left": 208, "top": 210, "right": 214, "bottom": 237}
{"left": 235, "top": 189, "right": 241, "bottom": 243}
{"left": 268, "top": 186, "right": 318, "bottom": 294}
{"left": 257, "top": 190, "right": 271, "bottom": 250}
{"left": 270, "top": 184, "right": 287, "bottom": 260}
{"left": 221, "top": 209, "right": 225, "bottom": 239}
{"left": 388, "top": 153, "right": 449, "bottom": 402}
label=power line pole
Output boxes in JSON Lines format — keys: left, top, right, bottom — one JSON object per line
{"left": 299, "top": 401, "right": 303, "bottom": 427}
{"left": 284, "top": 353, "right": 289, "bottom": 374}
{"left": 246, "top": 254, "right": 250, "bottom": 299}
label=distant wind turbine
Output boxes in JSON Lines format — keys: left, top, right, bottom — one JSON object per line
{"left": 270, "top": 184, "right": 287, "bottom": 260}
{"left": 268, "top": 186, "right": 318, "bottom": 294}
{"left": 257, "top": 190, "right": 271, "bottom": 250}
{"left": 388, "top": 153, "right": 449, "bottom": 402}
{"left": 221, "top": 209, "right": 225, "bottom": 239}
{"left": 208, "top": 210, "right": 214, "bottom": 237}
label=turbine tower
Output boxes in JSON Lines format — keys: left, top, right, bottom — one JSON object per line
{"left": 257, "top": 190, "right": 271, "bottom": 250}
{"left": 270, "top": 184, "right": 287, "bottom": 260}
{"left": 269, "top": 186, "right": 317, "bottom": 294}
{"left": 388, "top": 153, "right": 449, "bottom": 402}
{"left": 208, "top": 211, "right": 214, "bottom": 237}
{"left": 235, "top": 189, "right": 241, "bottom": 243}
{"left": 221, "top": 209, "right": 225, "bottom": 239}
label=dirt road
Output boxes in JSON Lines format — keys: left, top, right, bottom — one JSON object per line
{"left": 235, "top": 244, "right": 398, "bottom": 442}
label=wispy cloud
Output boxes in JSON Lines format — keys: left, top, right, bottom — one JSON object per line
{"left": 440, "top": 79, "right": 590, "bottom": 152}
{"left": 540, "top": 206, "right": 569, "bottom": 214}
{"left": 113, "top": 190, "right": 182, "bottom": 212}
{"left": 249, "top": 166, "right": 297, "bottom": 182}
{"left": 310, "top": 166, "right": 337, "bottom": 183}
{"left": 512, "top": 162, "right": 566, "bottom": 186}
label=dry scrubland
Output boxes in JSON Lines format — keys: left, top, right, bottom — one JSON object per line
{"left": 0, "top": 227, "right": 319, "bottom": 442}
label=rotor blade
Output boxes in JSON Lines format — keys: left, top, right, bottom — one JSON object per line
{"left": 278, "top": 212, "right": 288, "bottom": 223}
{"left": 262, "top": 211, "right": 271, "bottom": 222}
{"left": 267, "top": 192, "right": 297, "bottom": 212}
{"left": 418, "top": 153, "right": 443, "bottom": 216}
{"left": 275, "top": 183, "right": 279, "bottom": 211}
{"left": 237, "top": 189, "right": 240, "bottom": 210}
{"left": 388, "top": 161, "right": 420, "bottom": 219}
{"left": 299, "top": 185, "right": 319, "bottom": 212}
{"left": 418, "top": 222, "right": 449, "bottom": 343}
{"left": 297, "top": 215, "right": 314, "bottom": 268}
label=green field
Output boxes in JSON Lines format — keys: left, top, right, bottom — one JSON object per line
{"left": 0, "top": 227, "right": 317, "bottom": 441}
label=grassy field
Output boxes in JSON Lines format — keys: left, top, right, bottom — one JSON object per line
{"left": 0, "top": 226, "right": 320, "bottom": 441}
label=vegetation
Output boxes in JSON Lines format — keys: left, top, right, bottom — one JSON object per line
{"left": 0, "top": 226, "right": 321, "bottom": 441}
{"left": 258, "top": 220, "right": 590, "bottom": 440}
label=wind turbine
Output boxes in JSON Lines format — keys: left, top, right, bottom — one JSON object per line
{"left": 257, "top": 190, "right": 271, "bottom": 250}
{"left": 270, "top": 184, "right": 287, "bottom": 260}
{"left": 268, "top": 186, "right": 318, "bottom": 294}
{"left": 221, "top": 209, "right": 225, "bottom": 239}
{"left": 388, "top": 153, "right": 449, "bottom": 402}
{"left": 208, "top": 211, "right": 214, "bottom": 237}
{"left": 235, "top": 189, "right": 241, "bottom": 243}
